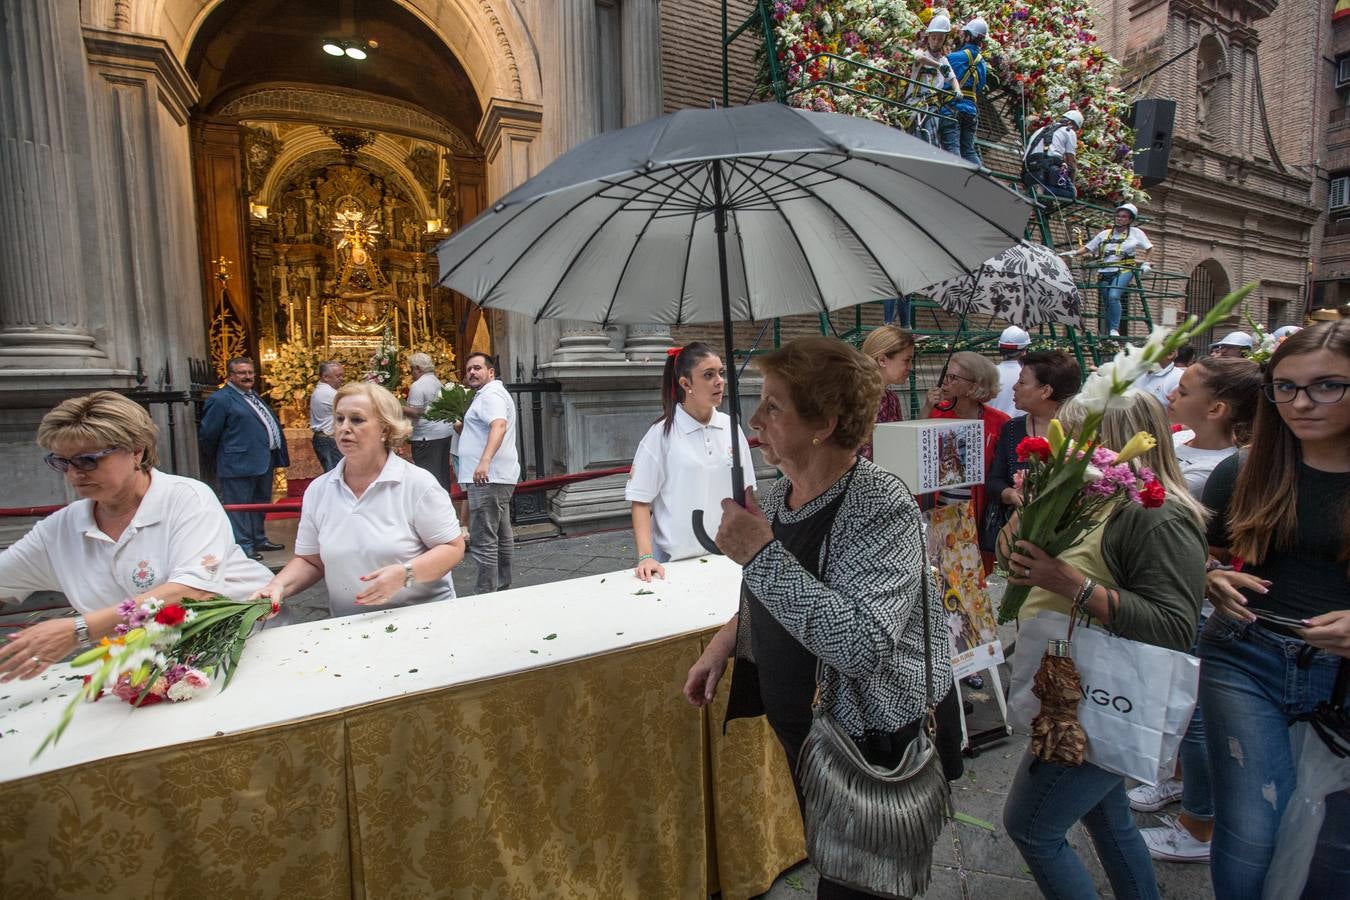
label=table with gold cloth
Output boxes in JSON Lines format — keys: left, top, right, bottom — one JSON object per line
{"left": 0, "top": 558, "right": 803, "bottom": 898}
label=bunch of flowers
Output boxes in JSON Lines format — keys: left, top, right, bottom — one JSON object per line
{"left": 265, "top": 340, "right": 326, "bottom": 420}
{"left": 996, "top": 281, "right": 1258, "bottom": 622}
{"left": 36, "top": 595, "right": 278, "bottom": 757}
{"left": 422, "top": 382, "right": 476, "bottom": 423}
{"left": 767, "top": 0, "right": 1146, "bottom": 202}
{"left": 364, "top": 330, "right": 400, "bottom": 390}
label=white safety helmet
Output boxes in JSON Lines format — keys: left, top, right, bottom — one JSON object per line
{"left": 1063, "top": 110, "right": 1084, "bottom": 129}
{"left": 1271, "top": 325, "right": 1302, "bottom": 341}
{"left": 999, "top": 325, "right": 1032, "bottom": 350}
{"left": 962, "top": 17, "right": 989, "bottom": 39}
{"left": 1116, "top": 203, "right": 1139, "bottom": 220}
{"left": 1210, "top": 331, "right": 1255, "bottom": 350}
{"left": 926, "top": 14, "right": 952, "bottom": 34}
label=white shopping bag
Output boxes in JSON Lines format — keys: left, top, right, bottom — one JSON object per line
{"left": 1008, "top": 612, "right": 1199, "bottom": 785}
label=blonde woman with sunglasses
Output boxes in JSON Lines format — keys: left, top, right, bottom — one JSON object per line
{"left": 0, "top": 392, "right": 272, "bottom": 681}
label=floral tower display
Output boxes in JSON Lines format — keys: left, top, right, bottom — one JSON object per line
{"left": 768, "top": 0, "right": 1146, "bottom": 204}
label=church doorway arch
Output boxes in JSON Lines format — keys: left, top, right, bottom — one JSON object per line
{"left": 1185, "top": 258, "right": 1233, "bottom": 349}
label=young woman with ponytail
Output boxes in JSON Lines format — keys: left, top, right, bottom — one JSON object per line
{"left": 1197, "top": 320, "right": 1350, "bottom": 897}
{"left": 625, "top": 342, "right": 756, "bottom": 582}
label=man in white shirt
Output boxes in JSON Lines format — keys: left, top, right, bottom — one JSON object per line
{"left": 1024, "top": 109, "right": 1081, "bottom": 199}
{"left": 402, "top": 353, "right": 456, "bottom": 492}
{"left": 1133, "top": 349, "right": 1182, "bottom": 408}
{"left": 456, "top": 352, "right": 520, "bottom": 594}
{"left": 309, "top": 360, "right": 344, "bottom": 472}
{"left": 990, "top": 325, "right": 1030, "bottom": 416}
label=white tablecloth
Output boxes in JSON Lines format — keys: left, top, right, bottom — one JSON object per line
{"left": 0, "top": 555, "right": 744, "bottom": 781}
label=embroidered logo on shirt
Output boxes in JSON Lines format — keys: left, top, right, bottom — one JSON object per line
{"left": 131, "top": 560, "right": 156, "bottom": 590}
{"left": 201, "top": 554, "right": 220, "bottom": 576}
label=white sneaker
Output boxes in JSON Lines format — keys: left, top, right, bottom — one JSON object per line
{"left": 1127, "top": 778, "right": 1182, "bottom": 812}
{"left": 1109, "top": 329, "right": 1121, "bottom": 337}
{"left": 1140, "top": 815, "right": 1211, "bottom": 863}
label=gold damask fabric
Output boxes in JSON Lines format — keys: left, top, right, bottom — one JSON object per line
{"left": 0, "top": 717, "right": 351, "bottom": 900}
{"left": 2, "top": 632, "right": 804, "bottom": 899}
{"left": 704, "top": 656, "right": 807, "bottom": 900}
{"left": 344, "top": 635, "right": 710, "bottom": 899}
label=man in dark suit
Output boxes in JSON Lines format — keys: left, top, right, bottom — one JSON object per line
{"left": 199, "top": 357, "right": 290, "bottom": 561}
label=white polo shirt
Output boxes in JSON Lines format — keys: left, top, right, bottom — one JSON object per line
{"left": 0, "top": 470, "right": 273, "bottom": 614}
{"left": 457, "top": 379, "right": 520, "bottom": 484}
{"left": 310, "top": 381, "right": 336, "bottom": 433}
{"left": 295, "top": 452, "right": 461, "bottom": 618}
{"left": 1133, "top": 363, "right": 1182, "bottom": 409}
{"left": 990, "top": 359, "right": 1022, "bottom": 417}
{"left": 407, "top": 373, "right": 455, "bottom": 442}
{"left": 625, "top": 405, "right": 757, "bottom": 563}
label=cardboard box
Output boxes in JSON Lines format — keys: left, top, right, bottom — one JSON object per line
{"left": 872, "top": 419, "right": 985, "bottom": 495}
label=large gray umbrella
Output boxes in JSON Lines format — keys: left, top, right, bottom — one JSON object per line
{"left": 437, "top": 102, "right": 1031, "bottom": 549}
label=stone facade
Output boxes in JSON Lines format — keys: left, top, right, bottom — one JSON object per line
{"left": 1314, "top": 3, "right": 1350, "bottom": 309}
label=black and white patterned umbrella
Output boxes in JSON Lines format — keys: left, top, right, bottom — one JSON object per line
{"left": 922, "top": 240, "right": 1081, "bottom": 328}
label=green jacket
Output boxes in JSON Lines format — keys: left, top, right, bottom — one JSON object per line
{"left": 1099, "top": 499, "right": 1207, "bottom": 652}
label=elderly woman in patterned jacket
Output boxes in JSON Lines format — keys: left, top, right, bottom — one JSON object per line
{"left": 682, "top": 336, "right": 962, "bottom": 900}
{"left": 0, "top": 392, "right": 273, "bottom": 682}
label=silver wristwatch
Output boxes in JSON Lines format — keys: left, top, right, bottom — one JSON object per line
{"left": 73, "top": 615, "right": 91, "bottom": 649}
{"left": 402, "top": 562, "right": 417, "bottom": 589}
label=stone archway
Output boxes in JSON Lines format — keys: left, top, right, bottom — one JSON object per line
{"left": 1186, "top": 258, "right": 1233, "bottom": 348}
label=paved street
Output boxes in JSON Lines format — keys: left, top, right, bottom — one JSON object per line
{"left": 6, "top": 521, "right": 1213, "bottom": 898}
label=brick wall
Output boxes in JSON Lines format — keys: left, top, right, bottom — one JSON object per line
{"left": 660, "top": 0, "right": 761, "bottom": 112}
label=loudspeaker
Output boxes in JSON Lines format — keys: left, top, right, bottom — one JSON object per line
{"left": 1129, "top": 99, "right": 1175, "bottom": 188}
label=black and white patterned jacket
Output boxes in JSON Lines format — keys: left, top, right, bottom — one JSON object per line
{"left": 741, "top": 458, "right": 951, "bottom": 737}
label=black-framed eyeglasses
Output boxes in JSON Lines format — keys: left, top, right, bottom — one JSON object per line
{"left": 44, "top": 447, "right": 120, "bottom": 473}
{"left": 1263, "top": 381, "right": 1349, "bottom": 405}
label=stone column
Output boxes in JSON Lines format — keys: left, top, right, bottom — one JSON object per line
{"left": 0, "top": 1, "right": 114, "bottom": 377}
{"left": 545, "top": 0, "right": 623, "bottom": 363}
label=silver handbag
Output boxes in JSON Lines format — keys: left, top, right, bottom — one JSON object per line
{"left": 796, "top": 567, "right": 950, "bottom": 898}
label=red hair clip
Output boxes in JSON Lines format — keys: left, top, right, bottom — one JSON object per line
{"left": 666, "top": 347, "right": 683, "bottom": 359}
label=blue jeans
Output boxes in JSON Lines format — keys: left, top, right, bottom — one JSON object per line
{"left": 1097, "top": 269, "right": 1134, "bottom": 334}
{"left": 937, "top": 111, "right": 981, "bottom": 166}
{"left": 1004, "top": 753, "right": 1161, "bottom": 899}
{"left": 1178, "top": 616, "right": 1214, "bottom": 819}
{"left": 1198, "top": 614, "right": 1350, "bottom": 899}
{"left": 881, "top": 296, "right": 912, "bottom": 326}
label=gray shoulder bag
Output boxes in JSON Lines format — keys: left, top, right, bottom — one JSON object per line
{"left": 796, "top": 565, "right": 950, "bottom": 898}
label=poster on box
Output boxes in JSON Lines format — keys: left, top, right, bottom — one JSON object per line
{"left": 918, "top": 421, "right": 985, "bottom": 494}
{"left": 926, "top": 500, "right": 1004, "bottom": 678}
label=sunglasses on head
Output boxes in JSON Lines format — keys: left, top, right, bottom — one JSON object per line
{"left": 44, "top": 447, "right": 120, "bottom": 473}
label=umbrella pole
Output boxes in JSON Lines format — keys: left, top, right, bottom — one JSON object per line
{"left": 693, "top": 159, "right": 742, "bottom": 556}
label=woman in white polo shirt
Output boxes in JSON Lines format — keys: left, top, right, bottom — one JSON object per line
{"left": 253, "top": 382, "right": 465, "bottom": 617}
{"left": 626, "top": 342, "right": 755, "bottom": 582}
{"left": 0, "top": 392, "right": 272, "bottom": 681}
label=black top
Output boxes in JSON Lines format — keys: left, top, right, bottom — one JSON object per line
{"left": 748, "top": 473, "right": 853, "bottom": 732}
{"left": 985, "top": 414, "right": 1030, "bottom": 504}
{"left": 1204, "top": 453, "right": 1350, "bottom": 621}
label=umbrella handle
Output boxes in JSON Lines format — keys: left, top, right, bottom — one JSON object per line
{"left": 691, "top": 510, "right": 722, "bottom": 556}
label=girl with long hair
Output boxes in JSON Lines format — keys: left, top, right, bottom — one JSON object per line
{"left": 1198, "top": 320, "right": 1350, "bottom": 897}
{"left": 626, "top": 342, "right": 755, "bottom": 582}
{"left": 1126, "top": 355, "right": 1263, "bottom": 864}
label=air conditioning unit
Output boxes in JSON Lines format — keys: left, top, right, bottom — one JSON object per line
{"left": 1332, "top": 176, "right": 1350, "bottom": 212}
{"left": 1339, "top": 56, "right": 1350, "bottom": 88}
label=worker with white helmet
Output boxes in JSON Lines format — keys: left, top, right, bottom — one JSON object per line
{"left": 1023, "top": 109, "right": 1083, "bottom": 200}
{"left": 1209, "top": 331, "right": 1255, "bottom": 358}
{"left": 906, "top": 13, "right": 962, "bottom": 146}
{"left": 1062, "top": 203, "right": 1154, "bottom": 337}
{"left": 990, "top": 325, "right": 1032, "bottom": 416}
{"left": 937, "top": 17, "right": 988, "bottom": 166}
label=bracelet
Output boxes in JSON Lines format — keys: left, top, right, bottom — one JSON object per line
{"left": 72, "top": 615, "right": 90, "bottom": 649}
{"left": 402, "top": 562, "right": 417, "bottom": 589}
{"left": 637, "top": 553, "right": 655, "bottom": 563}
{"left": 1072, "top": 577, "right": 1097, "bottom": 613}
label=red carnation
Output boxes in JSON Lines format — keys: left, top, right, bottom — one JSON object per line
{"left": 1140, "top": 479, "right": 1166, "bottom": 509}
{"left": 1016, "top": 436, "right": 1053, "bottom": 463}
{"left": 154, "top": 603, "right": 187, "bottom": 627}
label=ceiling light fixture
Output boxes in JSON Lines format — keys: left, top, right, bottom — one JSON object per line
{"left": 322, "top": 42, "right": 344, "bottom": 57}
{"left": 345, "top": 46, "right": 367, "bottom": 60}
